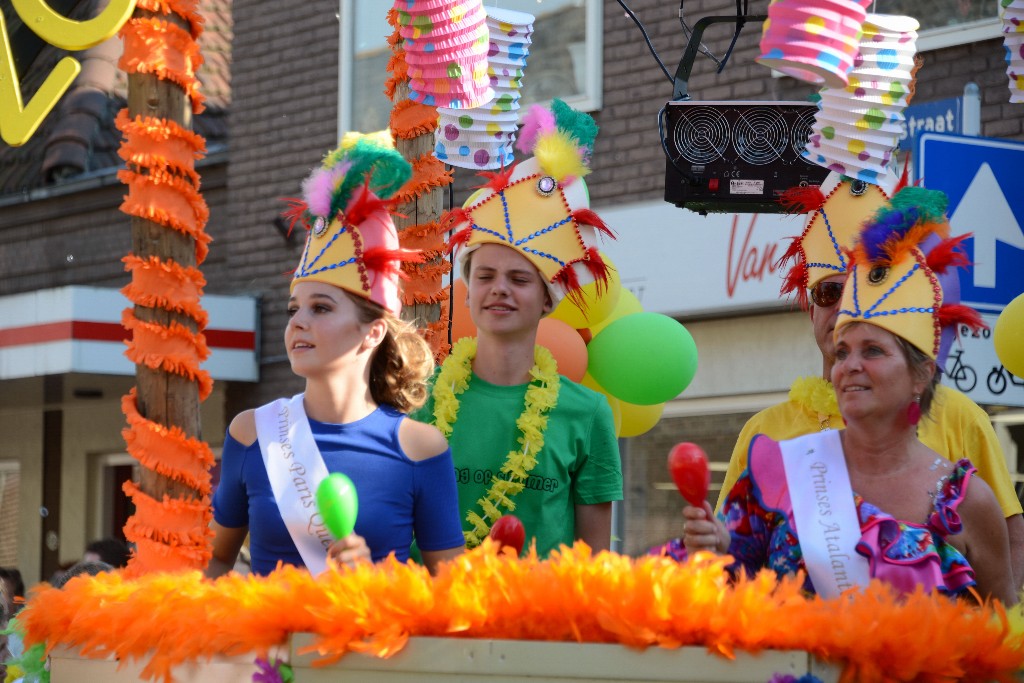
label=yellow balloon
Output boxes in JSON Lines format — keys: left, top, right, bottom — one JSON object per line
{"left": 605, "top": 394, "right": 623, "bottom": 436}
{"left": 618, "top": 400, "right": 665, "bottom": 438}
{"left": 588, "top": 287, "right": 643, "bottom": 336}
{"left": 994, "top": 292, "right": 1024, "bottom": 377}
{"left": 550, "top": 252, "right": 622, "bottom": 329}
{"left": 580, "top": 372, "right": 622, "bottom": 435}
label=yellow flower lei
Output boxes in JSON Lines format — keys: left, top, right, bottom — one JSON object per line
{"left": 789, "top": 375, "right": 841, "bottom": 428}
{"left": 432, "top": 337, "right": 560, "bottom": 548}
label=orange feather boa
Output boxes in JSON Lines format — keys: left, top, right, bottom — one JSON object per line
{"left": 19, "top": 545, "right": 1024, "bottom": 683}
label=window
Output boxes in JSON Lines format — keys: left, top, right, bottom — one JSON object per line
{"left": 339, "top": 0, "right": 602, "bottom": 134}
{"left": 871, "top": 0, "right": 1001, "bottom": 51}
{"left": 90, "top": 451, "right": 223, "bottom": 543}
{"left": 0, "top": 462, "right": 19, "bottom": 566}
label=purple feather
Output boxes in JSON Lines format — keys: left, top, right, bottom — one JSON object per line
{"left": 252, "top": 657, "right": 293, "bottom": 683}
{"left": 860, "top": 206, "right": 921, "bottom": 261}
{"left": 302, "top": 162, "right": 351, "bottom": 218}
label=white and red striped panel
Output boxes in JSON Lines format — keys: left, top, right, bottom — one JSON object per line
{"left": 0, "top": 287, "right": 258, "bottom": 381}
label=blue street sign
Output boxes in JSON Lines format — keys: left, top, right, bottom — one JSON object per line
{"left": 899, "top": 97, "right": 963, "bottom": 150}
{"left": 916, "top": 133, "right": 1024, "bottom": 315}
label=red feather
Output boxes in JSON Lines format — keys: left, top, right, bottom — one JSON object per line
{"left": 894, "top": 156, "right": 912, "bottom": 194}
{"left": 926, "top": 234, "right": 971, "bottom": 274}
{"left": 937, "top": 304, "right": 986, "bottom": 334}
{"left": 581, "top": 246, "right": 611, "bottom": 295}
{"left": 441, "top": 207, "right": 471, "bottom": 232}
{"left": 779, "top": 185, "right": 825, "bottom": 214}
{"left": 344, "top": 184, "right": 390, "bottom": 227}
{"left": 280, "top": 197, "right": 310, "bottom": 236}
{"left": 776, "top": 236, "right": 809, "bottom": 309}
{"left": 572, "top": 208, "right": 616, "bottom": 240}
{"left": 477, "top": 164, "right": 518, "bottom": 193}
{"left": 445, "top": 225, "right": 474, "bottom": 255}
{"left": 554, "top": 265, "right": 584, "bottom": 311}
{"left": 361, "top": 246, "right": 424, "bottom": 281}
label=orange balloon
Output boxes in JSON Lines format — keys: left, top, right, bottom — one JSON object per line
{"left": 536, "top": 317, "right": 588, "bottom": 382}
{"left": 449, "top": 279, "right": 476, "bottom": 343}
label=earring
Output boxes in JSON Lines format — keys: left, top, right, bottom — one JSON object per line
{"left": 906, "top": 394, "right": 921, "bottom": 426}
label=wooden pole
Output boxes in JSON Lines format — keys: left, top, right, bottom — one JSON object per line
{"left": 126, "top": 7, "right": 199, "bottom": 502}
{"left": 393, "top": 80, "right": 444, "bottom": 330}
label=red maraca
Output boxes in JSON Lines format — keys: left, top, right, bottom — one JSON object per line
{"left": 489, "top": 514, "right": 526, "bottom": 555}
{"left": 667, "top": 442, "right": 709, "bottom": 507}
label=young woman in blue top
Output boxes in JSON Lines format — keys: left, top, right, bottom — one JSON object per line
{"left": 207, "top": 134, "right": 464, "bottom": 577}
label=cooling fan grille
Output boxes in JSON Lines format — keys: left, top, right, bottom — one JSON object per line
{"left": 734, "top": 106, "right": 789, "bottom": 165}
{"left": 672, "top": 106, "right": 730, "bottom": 164}
{"left": 663, "top": 100, "right": 831, "bottom": 213}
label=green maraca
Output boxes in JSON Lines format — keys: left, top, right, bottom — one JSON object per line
{"left": 315, "top": 472, "right": 359, "bottom": 539}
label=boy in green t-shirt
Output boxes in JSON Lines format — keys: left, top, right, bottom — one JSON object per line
{"left": 414, "top": 100, "right": 622, "bottom": 555}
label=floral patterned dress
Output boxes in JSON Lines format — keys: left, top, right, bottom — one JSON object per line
{"left": 655, "top": 433, "right": 977, "bottom": 598}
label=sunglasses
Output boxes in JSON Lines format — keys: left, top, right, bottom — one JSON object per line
{"left": 810, "top": 281, "right": 844, "bottom": 308}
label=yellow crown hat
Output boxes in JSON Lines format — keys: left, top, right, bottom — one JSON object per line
{"left": 444, "top": 99, "right": 615, "bottom": 309}
{"left": 283, "top": 132, "right": 420, "bottom": 315}
{"left": 835, "top": 186, "right": 982, "bottom": 359}
{"left": 778, "top": 171, "right": 897, "bottom": 308}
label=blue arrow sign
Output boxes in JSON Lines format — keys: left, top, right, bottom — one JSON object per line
{"left": 916, "top": 133, "right": 1024, "bottom": 314}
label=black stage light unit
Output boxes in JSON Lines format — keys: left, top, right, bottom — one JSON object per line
{"left": 663, "top": 100, "right": 830, "bottom": 214}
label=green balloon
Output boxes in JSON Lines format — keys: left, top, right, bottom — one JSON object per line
{"left": 587, "top": 312, "right": 698, "bottom": 406}
{"left": 316, "top": 473, "right": 359, "bottom": 540}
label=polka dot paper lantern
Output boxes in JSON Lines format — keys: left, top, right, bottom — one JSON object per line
{"left": 1002, "top": 0, "right": 1024, "bottom": 103}
{"left": 802, "top": 13, "right": 919, "bottom": 184}
{"left": 394, "top": 0, "right": 494, "bottom": 109}
{"left": 756, "top": 0, "right": 871, "bottom": 88}
{"left": 435, "top": 6, "right": 534, "bottom": 170}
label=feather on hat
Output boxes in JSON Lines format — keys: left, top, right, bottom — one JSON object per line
{"left": 282, "top": 132, "right": 421, "bottom": 315}
{"left": 835, "top": 186, "right": 984, "bottom": 359}
{"left": 444, "top": 99, "right": 614, "bottom": 313}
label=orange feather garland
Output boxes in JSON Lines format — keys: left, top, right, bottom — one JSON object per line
{"left": 122, "top": 310, "right": 213, "bottom": 399}
{"left": 117, "top": 169, "right": 212, "bottom": 262}
{"left": 136, "top": 0, "right": 205, "bottom": 37}
{"left": 18, "top": 545, "right": 1024, "bottom": 683}
{"left": 121, "top": 255, "right": 209, "bottom": 325}
{"left": 386, "top": 9, "right": 453, "bottom": 359}
{"left": 117, "top": 0, "right": 213, "bottom": 576}
{"left": 120, "top": 16, "right": 206, "bottom": 112}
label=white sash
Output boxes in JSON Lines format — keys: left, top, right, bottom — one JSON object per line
{"left": 779, "top": 430, "right": 871, "bottom": 597}
{"left": 255, "top": 394, "right": 334, "bottom": 576}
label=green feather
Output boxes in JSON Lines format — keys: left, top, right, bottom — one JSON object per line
{"left": 889, "top": 186, "right": 948, "bottom": 224}
{"left": 550, "top": 98, "right": 598, "bottom": 151}
{"left": 321, "top": 137, "right": 412, "bottom": 219}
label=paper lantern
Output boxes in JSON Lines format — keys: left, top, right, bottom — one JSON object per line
{"left": 395, "top": 0, "right": 494, "bottom": 110}
{"left": 756, "top": 0, "right": 871, "bottom": 88}
{"left": 802, "top": 13, "right": 919, "bottom": 183}
{"left": 435, "top": 6, "right": 534, "bottom": 169}
{"left": 1002, "top": 0, "right": 1024, "bottom": 103}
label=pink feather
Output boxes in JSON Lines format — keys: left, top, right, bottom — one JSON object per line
{"left": 515, "top": 105, "right": 556, "bottom": 155}
{"left": 302, "top": 162, "right": 351, "bottom": 217}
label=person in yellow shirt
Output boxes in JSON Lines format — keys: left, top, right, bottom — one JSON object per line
{"left": 715, "top": 174, "right": 1024, "bottom": 589}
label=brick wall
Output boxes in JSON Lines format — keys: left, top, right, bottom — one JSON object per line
{"left": 0, "top": 163, "right": 227, "bottom": 298}
{"left": 622, "top": 411, "right": 754, "bottom": 556}
{"left": 220, "top": 0, "right": 343, "bottom": 418}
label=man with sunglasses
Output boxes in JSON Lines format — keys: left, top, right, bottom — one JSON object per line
{"left": 713, "top": 175, "right": 1024, "bottom": 588}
